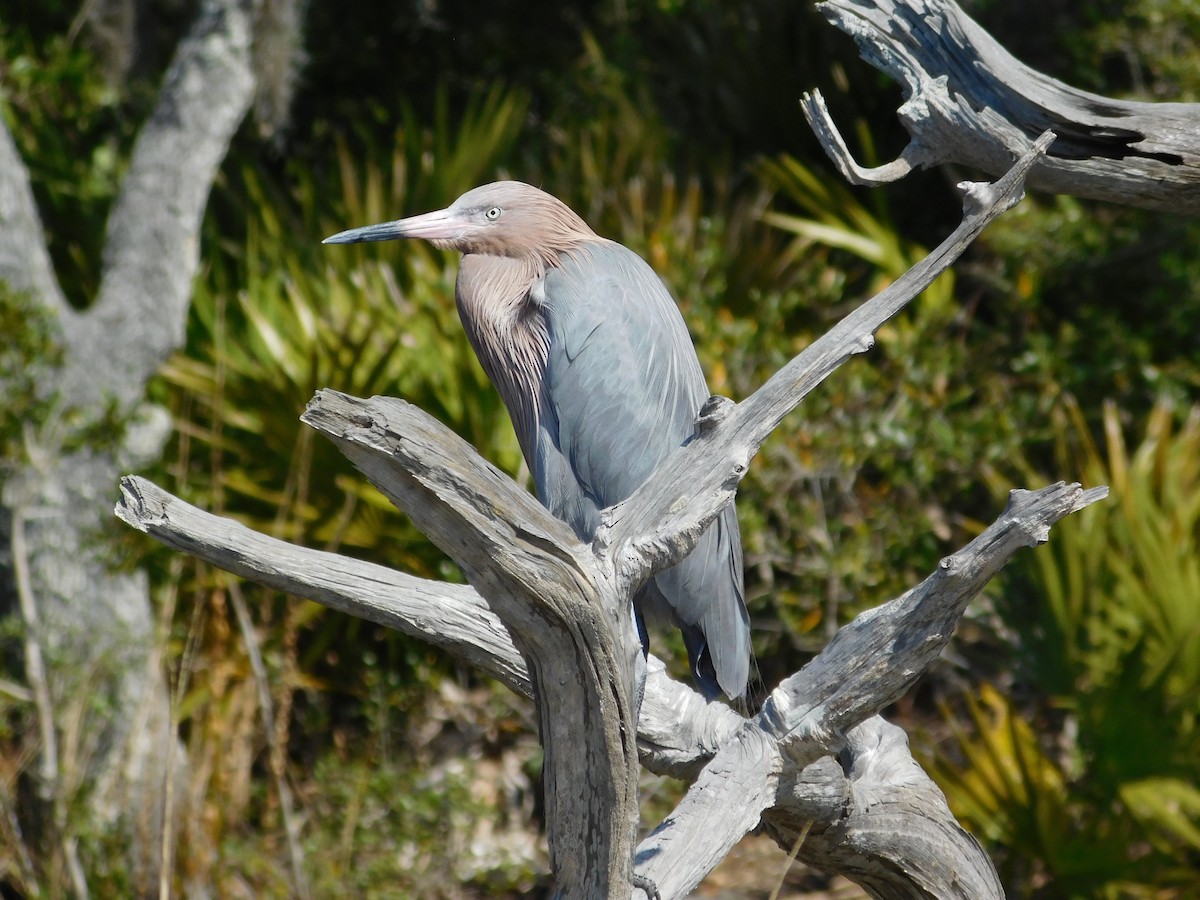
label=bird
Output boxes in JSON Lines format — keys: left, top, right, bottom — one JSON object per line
{"left": 325, "top": 181, "right": 750, "bottom": 701}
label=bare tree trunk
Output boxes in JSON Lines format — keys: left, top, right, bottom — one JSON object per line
{"left": 0, "top": 0, "right": 265, "bottom": 890}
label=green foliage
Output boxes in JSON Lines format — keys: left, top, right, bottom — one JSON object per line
{"left": 760, "top": 151, "right": 955, "bottom": 313}
{"left": 1083, "top": 0, "right": 1200, "bottom": 100}
{"left": 0, "top": 279, "right": 126, "bottom": 468}
{"left": 334, "top": 83, "right": 532, "bottom": 222}
{"left": 0, "top": 22, "right": 139, "bottom": 308}
{"left": 736, "top": 151, "right": 1039, "bottom": 666}
{"left": 0, "top": 285, "right": 62, "bottom": 472}
{"left": 930, "top": 398, "right": 1200, "bottom": 896}
{"left": 977, "top": 197, "right": 1200, "bottom": 417}
{"left": 296, "top": 737, "right": 543, "bottom": 897}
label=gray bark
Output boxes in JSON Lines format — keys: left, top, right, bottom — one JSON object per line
{"left": 115, "top": 452, "right": 1102, "bottom": 900}
{"left": 636, "top": 482, "right": 1104, "bottom": 899}
{"left": 301, "top": 392, "right": 643, "bottom": 897}
{"left": 115, "top": 137, "right": 1108, "bottom": 898}
{"left": 804, "top": 0, "right": 1200, "bottom": 213}
{"left": 0, "top": 125, "right": 65, "bottom": 306}
{"left": 0, "top": 0, "right": 264, "bottom": 890}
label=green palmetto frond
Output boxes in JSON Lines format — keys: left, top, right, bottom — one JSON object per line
{"left": 757, "top": 152, "right": 955, "bottom": 314}
{"left": 933, "top": 397, "right": 1200, "bottom": 896}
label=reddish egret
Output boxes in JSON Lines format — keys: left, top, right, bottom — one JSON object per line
{"left": 325, "top": 181, "right": 750, "bottom": 700}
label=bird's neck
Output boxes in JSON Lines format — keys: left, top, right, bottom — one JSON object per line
{"left": 458, "top": 253, "right": 542, "bottom": 310}
{"left": 456, "top": 254, "right": 551, "bottom": 463}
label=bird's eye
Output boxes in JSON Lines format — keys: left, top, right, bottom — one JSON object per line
{"left": 484, "top": 206, "right": 503, "bottom": 220}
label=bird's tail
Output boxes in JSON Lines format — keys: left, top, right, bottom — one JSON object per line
{"left": 646, "top": 505, "right": 751, "bottom": 701}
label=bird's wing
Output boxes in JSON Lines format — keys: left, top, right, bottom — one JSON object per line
{"left": 535, "top": 240, "right": 749, "bottom": 698}
{"left": 535, "top": 240, "right": 708, "bottom": 515}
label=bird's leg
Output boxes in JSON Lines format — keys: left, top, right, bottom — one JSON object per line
{"left": 627, "top": 602, "right": 649, "bottom": 723}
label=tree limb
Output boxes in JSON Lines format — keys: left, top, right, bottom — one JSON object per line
{"left": 114, "top": 473, "right": 749, "bottom": 776}
{"left": 601, "top": 131, "right": 1052, "bottom": 601}
{"left": 807, "top": 0, "right": 1200, "bottom": 213}
{"left": 633, "top": 482, "right": 1105, "bottom": 898}
{"left": 794, "top": 718, "right": 997, "bottom": 900}
{"left": 300, "top": 393, "right": 642, "bottom": 899}
{"left": 634, "top": 472, "right": 1089, "bottom": 897}
{"left": 0, "top": 120, "right": 68, "bottom": 310}
{"left": 60, "top": 0, "right": 263, "bottom": 412}
{"left": 117, "top": 472, "right": 1104, "bottom": 899}
{"left": 114, "top": 474, "right": 531, "bottom": 695}
{"left": 761, "top": 483, "right": 1109, "bottom": 755}
{"left": 117, "top": 428, "right": 1108, "bottom": 898}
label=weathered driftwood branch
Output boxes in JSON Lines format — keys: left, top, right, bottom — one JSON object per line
{"left": 116, "top": 138, "right": 1072, "bottom": 898}
{"left": 114, "top": 476, "right": 530, "bottom": 687}
{"left": 113, "top": 476, "right": 742, "bottom": 751}
{"left": 601, "top": 130, "right": 1052, "bottom": 607}
{"left": 116, "top": 476, "right": 1105, "bottom": 900}
{"left": 299, "top": 394, "right": 643, "bottom": 899}
{"left": 805, "top": 0, "right": 1200, "bottom": 213}
{"left": 634, "top": 481, "right": 1107, "bottom": 898}
{"left": 792, "top": 716, "right": 993, "bottom": 899}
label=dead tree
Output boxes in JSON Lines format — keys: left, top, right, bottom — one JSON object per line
{"left": 117, "top": 129, "right": 1106, "bottom": 896}
{"left": 802, "top": 0, "right": 1200, "bottom": 213}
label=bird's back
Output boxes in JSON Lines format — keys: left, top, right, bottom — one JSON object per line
{"left": 530, "top": 241, "right": 750, "bottom": 699}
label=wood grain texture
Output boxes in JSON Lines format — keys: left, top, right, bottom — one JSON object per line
{"left": 633, "top": 483, "right": 1106, "bottom": 899}
{"left": 118, "top": 473, "right": 1104, "bottom": 899}
{"left": 807, "top": 0, "right": 1200, "bottom": 213}
{"left": 114, "top": 475, "right": 531, "bottom": 694}
{"left": 115, "top": 141, "right": 1108, "bottom": 897}
{"left": 301, "top": 391, "right": 642, "bottom": 899}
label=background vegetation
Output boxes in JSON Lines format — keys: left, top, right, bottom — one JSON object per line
{"left": 2, "top": 0, "right": 1199, "bottom": 896}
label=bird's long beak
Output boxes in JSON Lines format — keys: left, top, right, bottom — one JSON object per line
{"left": 322, "top": 207, "right": 466, "bottom": 245}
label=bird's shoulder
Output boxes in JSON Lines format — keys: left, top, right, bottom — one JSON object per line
{"left": 533, "top": 238, "right": 708, "bottom": 504}
{"left": 538, "top": 239, "right": 687, "bottom": 360}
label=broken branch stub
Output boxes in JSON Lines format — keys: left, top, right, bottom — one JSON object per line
{"left": 811, "top": 0, "right": 1200, "bottom": 212}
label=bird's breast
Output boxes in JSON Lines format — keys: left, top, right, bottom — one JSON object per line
{"left": 456, "top": 254, "right": 551, "bottom": 462}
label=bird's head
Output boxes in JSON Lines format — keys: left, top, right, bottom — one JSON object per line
{"left": 323, "top": 181, "right": 595, "bottom": 263}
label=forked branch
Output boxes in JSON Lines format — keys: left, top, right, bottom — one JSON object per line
{"left": 806, "top": 0, "right": 1200, "bottom": 213}
{"left": 116, "top": 475, "right": 1105, "bottom": 899}
{"left": 116, "top": 136, "right": 1095, "bottom": 899}
{"left": 632, "top": 482, "right": 1106, "bottom": 898}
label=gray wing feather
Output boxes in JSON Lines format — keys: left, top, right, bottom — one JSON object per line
{"left": 533, "top": 241, "right": 749, "bottom": 698}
